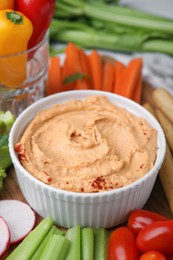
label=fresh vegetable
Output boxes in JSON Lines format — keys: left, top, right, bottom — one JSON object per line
{"left": 81, "top": 227, "right": 94, "bottom": 260}
{"left": 108, "top": 226, "right": 140, "bottom": 260}
{"left": 31, "top": 226, "right": 65, "bottom": 259}
{"left": 102, "top": 61, "right": 114, "bottom": 92}
{"left": 139, "top": 251, "right": 167, "bottom": 260}
{"left": 0, "top": 216, "right": 10, "bottom": 258}
{"left": 94, "top": 228, "right": 109, "bottom": 260}
{"left": 47, "top": 43, "right": 143, "bottom": 103}
{"left": 0, "top": 200, "right": 36, "bottom": 244}
{"left": 0, "top": 10, "right": 33, "bottom": 87}
{"left": 0, "top": 110, "right": 15, "bottom": 190}
{"left": 0, "top": 0, "right": 14, "bottom": 9}
{"left": 50, "top": 0, "right": 173, "bottom": 56}
{"left": 167, "top": 252, "right": 173, "bottom": 260}
{"left": 7, "top": 217, "right": 54, "bottom": 259}
{"left": 65, "top": 225, "right": 81, "bottom": 260}
{"left": 15, "top": 0, "right": 56, "bottom": 49}
{"left": 113, "top": 59, "right": 125, "bottom": 93}
{"left": 136, "top": 220, "right": 173, "bottom": 255}
{"left": 46, "top": 56, "right": 62, "bottom": 95}
{"left": 88, "top": 49, "right": 103, "bottom": 90}
{"left": 38, "top": 234, "right": 70, "bottom": 260}
{"left": 128, "top": 209, "right": 168, "bottom": 235}
{"left": 115, "top": 57, "right": 142, "bottom": 99}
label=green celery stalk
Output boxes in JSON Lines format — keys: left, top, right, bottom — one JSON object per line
{"left": 50, "top": 19, "right": 173, "bottom": 56}
{"left": 57, "top": 0, "right": 173, "bottom": 34}
{"left": 7, "top": 217, "right": 54, "bottom": 260}
{"left": 39, "top": 234, "right": 70, "bottom": 260}
{"left": 94, "top": 228, "right": 110, "bottom": 260}
{"left": 65, "top": 225, "right": 81, "bottom": 260}
{"left": 31, "top": 225, "right": 65, "bottom": 260}
{"left": 82, "top": 227, "right": 94, "bottom": 260}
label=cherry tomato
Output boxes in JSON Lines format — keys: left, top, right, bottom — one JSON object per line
{"left": 128, "top": 209, "right": 167, "bottom": 235}
{"left": 108, "top": 226, "right": 140, "bottom": 260}
{"left": 167, "top": 252, "right": 173, "bottom": 260}
{"left": 139, "top": 251, "right": 167, "bottom": 260}
{"left": 137, "top": 220, "right": 173, "bottom": 255}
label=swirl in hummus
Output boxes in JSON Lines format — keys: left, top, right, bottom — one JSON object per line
{"left": 15, "top": 96, "right": 157, "bottom": 193}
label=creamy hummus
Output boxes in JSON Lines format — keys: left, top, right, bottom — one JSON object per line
{"left": 15, "top": 96, "right": 157, "bottom": 193}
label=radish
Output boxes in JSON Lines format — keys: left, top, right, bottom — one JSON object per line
{"left": 0, "top": 200, "right": 36, "bottom": 244}
{"left": 0, "top": 216, "right": 10, "bottom": 257}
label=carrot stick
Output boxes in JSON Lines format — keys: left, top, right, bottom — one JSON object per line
{"left": 79, "top": 49, "right": 92, "bottom": 89}
{"left": 65, "top": 42, "right": 89, "bottom": 90}
{"left": 102, "top": 61, "right": 114, "bottom": 92}
{"left": 88, "top": 50, "right": 103, "bottom": 90}
{"left": 113, "top": 60, "right": 125, "bottom": 94}
{"left": 115, "top": 58, "right": 143, "bottom": 99}
{"left": 46, "top": 56, "right": 62, "bottom": 96}
{"left": 61, "top": 57, "right": 75, "bottom": 91}
{"left": 131, "top": 67, "right": 142, "bottom": 103}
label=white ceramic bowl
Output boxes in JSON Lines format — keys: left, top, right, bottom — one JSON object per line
{"left": 9, "top": 90, "right": 166, "bottom": 228}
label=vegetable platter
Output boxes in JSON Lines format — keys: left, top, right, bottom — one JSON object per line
{"left": 0, "top": 159, "right": 172, "bottom": 259}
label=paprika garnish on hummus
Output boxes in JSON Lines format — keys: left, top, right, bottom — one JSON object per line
{"left": 15, "top": 96, "right": 157, "bottom": 193}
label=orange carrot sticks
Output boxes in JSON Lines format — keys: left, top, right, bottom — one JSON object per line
{"left": 61, "top": 57, "right": 75, "bottom": 91}
{"left": 102, "top": 61, "right": 114, "bottom": 92}
{"left": 88, "top": 50, "right": 103, "bottom": 90}
{"left": 113, "top": 60, "right": 125, "bottom": 94}
{"left": 131, "top": 67, "right": 143, "bottom": 103}
{"left": 115, "top": 58, "right": 143, "bottom": 99}
{"left": 46, "top": 56, "right": 62, "bottom": 96}
{"left": 65, "top": 42, "right": 82, "bottom": 73}
{"left": 65, "top": 42, "right": 89, "bottom": 90}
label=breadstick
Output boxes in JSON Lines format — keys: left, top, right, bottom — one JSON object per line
{"left": 155, "top": 108, "right": 173, "bottom": 153}
{"left": 159, "top": 144, "right": 173, "bottom": 215}
{"left": 143, "top": 102, "right": 156, "bottom": 116}
{"left": 152, "top": 88, "right": 173, "bottom": 123}
{"left": 142, "top": 81, "right": 155, "bottom": 106}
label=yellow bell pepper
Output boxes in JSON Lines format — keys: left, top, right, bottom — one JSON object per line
{"left": 0, "top": 10, "right": 33, "bottom": 88}
{"left": 0, "top": 0, "right": 14, "bottom": 10}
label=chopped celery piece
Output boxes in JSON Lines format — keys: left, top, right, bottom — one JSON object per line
{"left": 82, "top": 227, "right": 94, "bottom": 260}
{"left": 0, "top": 110, "right": 15, "bottom": 133}
{"left": 7, "top": 217, "right": 54, "bottom": 260}
{"left": 31, "top": 225, "right": 65, "bottom": 260}
{"left": 65, "top": 225, "right": 81, "bottom": 260}
{"left": 39, "top": 234, "right": 70, "bottom": 260}
{"left": 94, "top": 228, "right": 109, "bottom": 260}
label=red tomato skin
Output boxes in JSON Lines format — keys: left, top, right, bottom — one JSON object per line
{"left": 137, "top": 220, "right": 173, "bottom": 255}
{"left": 139, "top": 251, "right": 167, "bottom": 260}
{"left": 15, "top": 0, "right": 56, "bottom": 48}
{"left": 108, "top": 226, "right": 140, "bottom": 260}
{"left": 167, "top": 253, "right": 173, "bottom": 260}
{"left": 128, "top": 209, "right": 168, "bottom": 235}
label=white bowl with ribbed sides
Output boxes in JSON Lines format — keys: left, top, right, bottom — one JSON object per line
{"left": 9, "top": 90, "right": 166, "bottom": 228}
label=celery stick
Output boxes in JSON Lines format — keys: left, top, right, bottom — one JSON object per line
{"left": 39, "top": 234, "right": 70, "bottom": 260}
{"left": 94, "top": 228, "right": 110, "bottom": 260}
{"left": 65, "top": 225, "right": 81, "bottom": 260}
{"left": 82, "top": 227, "right": 94, "bottom": 260}
{"left": 7, "top": 217, "right": 54, "bottom": 260}
{"left": 31, "top": 225, "right": 65, "bottom": 260}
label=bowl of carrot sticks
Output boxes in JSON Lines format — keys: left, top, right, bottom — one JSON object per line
{"left": 9, "top": 87, "right": 166, "bottom": 228}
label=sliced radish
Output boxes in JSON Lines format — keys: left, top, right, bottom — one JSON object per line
{"left": 0, "top": 200, "right": 36, "bottom": 244}
{"left": 0, "top": 216, "right": 10, "bottom": 257}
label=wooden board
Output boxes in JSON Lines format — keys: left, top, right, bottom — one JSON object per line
{"left": 0, "top": 166, "right": 173, "bottom": 258}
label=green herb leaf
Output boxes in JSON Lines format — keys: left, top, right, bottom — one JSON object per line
{"left": 63, "top": 72, "right": 90, "bottom": 84}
